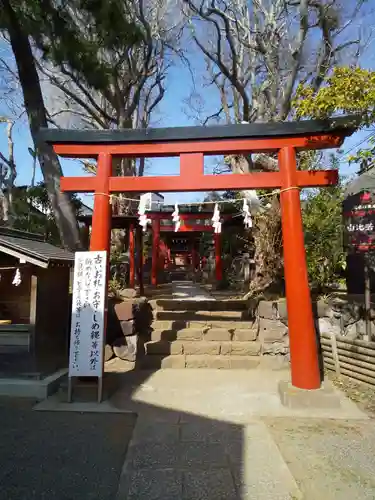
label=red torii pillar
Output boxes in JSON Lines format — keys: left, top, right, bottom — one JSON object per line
{"left": 89, "top": 153, "right": 112, "bottom": 253}
{"left": 48, "top": 121, "right": 355, "bottom": 391}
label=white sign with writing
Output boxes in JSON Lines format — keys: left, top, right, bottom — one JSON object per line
{"left": 68, "top": 251, "right": 107, "bottom": 377}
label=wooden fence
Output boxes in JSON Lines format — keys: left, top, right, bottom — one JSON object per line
{"left": 321, "top": 333, "right": 375, "bottom": 386}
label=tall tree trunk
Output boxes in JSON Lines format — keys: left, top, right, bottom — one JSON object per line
{"left": 2, "top": 0, "right": 81, "bottom": 250}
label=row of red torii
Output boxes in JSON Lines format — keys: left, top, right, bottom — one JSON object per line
{"left": 39, "top": 116, "right": 357, "bottom": 392}
{"left": 79, "top": 209, "right": 234, "bottom": 291}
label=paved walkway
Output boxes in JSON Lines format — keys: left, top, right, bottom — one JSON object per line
{"left": 107, "top": 370, "right": 369, "bottom": 500}
{"left": 33, "top": 369, "right": 375, "bottom": 500}
{"left": 172, "top": 281, "right": 215, "bottom": 301}
{"left": 29, "top": 283, "right": 375, "bottom": 499}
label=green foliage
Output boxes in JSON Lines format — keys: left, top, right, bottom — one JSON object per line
{"left": 6, "top": 0, "right": 143, "bottom": 94}
{"left": 294, "top": 66, "right": 375, "bottom": 174}
{"left": 348, "top": 136, "right": 375, "bottom": 174}
{"left": 12, "top": 183, "right": 83, "bottom": 244}
{"left": 293, "top": 67, "right": 375, "bottom": 123}
{"left": 303, "top": 161, "right": 346, "bottom": 291}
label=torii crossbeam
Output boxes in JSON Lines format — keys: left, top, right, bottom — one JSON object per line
{"left": 39, "top": 116, "right": 358, "bottom": 392}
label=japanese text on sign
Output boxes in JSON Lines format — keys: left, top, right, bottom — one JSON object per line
{"left": 343, "top": 191, "right": 375, "bottom": 252}
{"left": 68, "top": 251, "right": 107, "bottom": 377}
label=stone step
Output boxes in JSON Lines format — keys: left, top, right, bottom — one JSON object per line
{"left": 145, "top": 340, "right": 261, "bottom": 356}
{"left": 152, "top": 320, "right": 256, "bottom": 331}
{"left": 151, "top": 328, "right": 206, "bottom": 341}
{"left": 152, "top": 299, "right": 248, "bottom": 312}
{"left": 154, "top": 310, "right": 250, "bottom": 322}
{"left": 139, "top": 354, "right": 260, "bottom": 369}
{"left": 151, "top": 327, "right": 258, "bottom": 342}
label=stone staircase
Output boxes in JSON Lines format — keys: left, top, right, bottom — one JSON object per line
{"left": 142, "top": 298, "right": 260, "bottom": 369}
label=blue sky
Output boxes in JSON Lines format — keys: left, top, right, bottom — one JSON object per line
{"left": 1, "top": 24, "right": 375, "bottom": 208}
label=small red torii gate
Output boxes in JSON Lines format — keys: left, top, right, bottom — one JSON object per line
{"left": 151, "top": 212, "right": 234, "bottom": 284}
{"left": 39, "top": 116, "right": 357, "bottom": 391}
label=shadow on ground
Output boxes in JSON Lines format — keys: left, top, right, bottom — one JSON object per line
{"left": 0, "top": 397, "right": 136, "bottom": 500}
{"left": 2, "top": 364, "right": 374, "bottom": 499}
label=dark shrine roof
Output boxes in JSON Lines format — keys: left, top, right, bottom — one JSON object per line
{"left": 38, "top": 115, "right": 359, "bottom": 145}
{"left": 0, "top": 227, "right": 74, "bottom": 268}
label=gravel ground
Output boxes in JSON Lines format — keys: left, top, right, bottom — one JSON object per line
{"left": 328, "top": 372, "right": 375, "bottom": 418}
{"left": 265, "top": 417, "right": 375, "bottom": 500}
{"left": 0, "top": 398, "right": 136, "bottom": 500}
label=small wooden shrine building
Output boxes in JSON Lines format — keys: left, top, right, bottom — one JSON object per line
{"left": 0, "top": 227, "right": 74, "bottom": 377}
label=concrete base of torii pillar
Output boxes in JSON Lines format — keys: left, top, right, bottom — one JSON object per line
{"left": 278, "top": 380, "right": 341, "bottom": 409}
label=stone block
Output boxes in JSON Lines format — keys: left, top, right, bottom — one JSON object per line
{"left": 203, "top": 329, "right": 232, "bottom": 341}
{"left": 151, "top": 329, "right": 204, "bottom": 342}
{"left": 276, "top": 300, "right": 288, "bottom": 320}
{"left": 120, "top": 320, "right": 134, "bottom": 336}
{"left": 262, "top": 341, "right": 289, "bottom": 355}
{"left": 176, "top": 329, "right": 204, "bottom": 340}
{"left": 210, "top": 321, "right": 250, "bottom": 329}
{"left": 259, "top": 355, "right": 290, "bottom": 370}
{"left": 104, "top": 343, "right": 114, "bottom": 362}
{"left": 119, "top": 288, "right": 137, "bottom": 299}
{"left": 212, "top": 299, "right": 248, "bottom": 311}
{"left": 316, "top": 299, "right": 332, "bottom": 318}
{"left": 151, "top": 320, "right": 174, "bottom": 330}
{"left": 318, "top": 318, "right": 341, "bottom": 336}
{"left": 229, "top": 356, "right": 260, "bottom": 369}
{"left": 278, "top": 380, "right": 341, "bottom": 409}
{"left": 160, "top": 355, "right": 186, "bottom": 368}
{"left": 189, "top": 321, "right": 210, "bottom": 329}
{"left": 259, "top": 318, "right": 288, "bottom": 342}
{"left": 113, "top": 336, "right": 137, "bottom": 361}
{"left": 210, "top": 310, "right": 245, "bottom": 320}
{"left": 258, "top": 301, "right": 278, "bottom": 319}
{"left": 185, "top": 356, "right": 231, "bottom": 369}
{"left": 183, "top": 342, "right": 221, "bottom": 355}
{"left": 156, "top": 311, "right": 202, "bottom": 321}
{"left": 220, "top": 342, "right": 231, "bottom": 355}
{"left": 145, "top": 340, "right": 183, "bottom": 355}
{"left": 344, "top": 323, "right": 359, "bottom": 340}
{"left": 229, "top": 341, "right": 261, "bottom": 356}
{"left": 114, "top": 301, "right": 134, "bottom": 321}
{"left": 233, "top": 329, "right": 258, "bottom": 341}
{"left": 141, "top": 355, "right": 186, "bottom": 369}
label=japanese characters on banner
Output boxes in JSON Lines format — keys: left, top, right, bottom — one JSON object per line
{"left": 69, "top": 251, "right": 107, "bottom": 377}
{"left": 343, "top": 191, "right": 375, "bottom": 253}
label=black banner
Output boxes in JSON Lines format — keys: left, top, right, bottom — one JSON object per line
{"left": 343, "top": 191, "right": 375, "bottom": 252}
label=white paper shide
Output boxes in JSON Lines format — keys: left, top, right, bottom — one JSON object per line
{"left": 69, "top": 251, "right": 107, "bottom": 377}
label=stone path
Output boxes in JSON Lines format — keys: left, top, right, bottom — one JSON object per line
{"left": 172, "top": 281, "right": 215, "bottom": 301}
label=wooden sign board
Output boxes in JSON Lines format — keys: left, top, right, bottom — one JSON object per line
{"left": 68, "top": 251, "right": 107, "bottom": 378}
{"left": 343, "top": 191, "right": 375, "bottom": 253}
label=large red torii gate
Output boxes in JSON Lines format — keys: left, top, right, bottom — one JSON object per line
{"left": 39, "top": 116, "right": 357, "bottom": 391}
